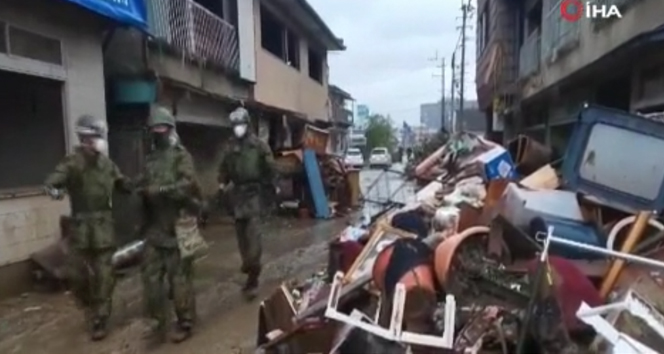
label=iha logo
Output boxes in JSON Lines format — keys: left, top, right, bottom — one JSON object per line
{"left": 560, "top": 0, "right": 622, "bottom": 22}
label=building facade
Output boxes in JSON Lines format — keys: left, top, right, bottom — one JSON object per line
{"left": 420, "top": 99, "right": 478, "bottom": 132}
{"left": 517, "top": 0, "right": 664, "bottom": 153}
{"left": 475, "top": 0, "right": 519, "bottom": 141}
{"left": 0, "top": 0, "right": 146, "bottom": 296}
{"left": 479, "top": 0, "right": 664, "bottom": 151}
{"left": 253, "top": 0, "right": 344, "bottom": 122}
{"left": 420, "top": 102, "right": 443, "bottom": 131}
{"left": 0, "top": 0, "right": 344, "bottom": 294}
{"left": 328, "top": 85, "right": 354, "bottom": 154}
{"left": 103, "top": 0, "right": 343, "bottom": 238}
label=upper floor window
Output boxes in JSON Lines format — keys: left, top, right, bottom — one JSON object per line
{"left": 308, "top": 49, "right": 323, "bottom": 83}
{"left": 477, "top": 8, "right": 490, "bottom": 54}
{"left": 5, "top": 25, "right": 62, "bottom": 65}
{"left": 0, "top": 22, "right": 6, "bottom": 53}
{"left": 260, "top": 5, "right": 300, "bottom": 69}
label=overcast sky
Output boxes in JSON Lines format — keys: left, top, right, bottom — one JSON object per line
{"left": 308, "top": 0, "right": 477, "bottom": 126}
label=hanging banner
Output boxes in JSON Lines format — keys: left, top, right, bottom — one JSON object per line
{"left": 64, "top": 0, "right": 148, "bottom": 29}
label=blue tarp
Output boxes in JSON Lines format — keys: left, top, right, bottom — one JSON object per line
{"left": 64, "top": 0, "right": 147, "bottom": 29}
{"left": 302, "top": 149, "right": 330, "bottom": 219}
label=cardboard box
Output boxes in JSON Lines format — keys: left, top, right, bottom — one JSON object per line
{"left": 473, "top": 146, "right": 517, "bottom": 181}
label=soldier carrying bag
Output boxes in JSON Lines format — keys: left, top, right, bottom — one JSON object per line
{"left": 175, "top": 209, "right": 209, "bottom": 259}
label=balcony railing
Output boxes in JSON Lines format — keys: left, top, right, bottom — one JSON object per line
{"left": 541, "top": 0, "right": 580, "bottom": 61}
{"left": 147, "top": 0, "right": 239, "bottom": 73}
{"left": 519, "top": 29, "right": 541, "bottom": 78}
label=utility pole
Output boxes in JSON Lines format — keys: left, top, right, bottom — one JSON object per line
{"left": 450, "top": 52, "right": 456, "bottom": 132}
{"left": 439, "top": 57, "right": 446, "bottom": 131}
{"left": 458, "top": 0, "right": 473, "bottom": 130}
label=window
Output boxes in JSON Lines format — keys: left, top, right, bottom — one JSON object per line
{"left": 0, "top": 22, "right": 6, "bottom": 53}
{"left": 371, "top": 148, "right": 388, "bottom": 155}
{"left": 347, "top": 148, "right": 361, "bottom": 156}
{"left": 260, "top": 5, "right": 300, "bottom": 70}
{"left": 8, "top": 26, "right": 62, "bottom": 65}
{"left": 477, "top": 11, "right": 490, "bottom": 54}
{"left": 0, "top": 70, "right": 66, "bottom": 191}
{"left": 260, "top": 6, "right": 284, "bottom": 58}
{"left": 285, "top": 30, "right": 300, "bottom": 69}
{"left": 526, "top": 1, "right": 542, "bottom": 36}
{"left": 195, "top": 0, "right": 224, "bottom": 18}
{"left": 308, "top": 49, "right": 323, "bottom": 83}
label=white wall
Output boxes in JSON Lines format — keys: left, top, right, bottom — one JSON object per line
{"left": 237, "top": 0, "right": 257, "bottom": 82}
{"left": 0, "top": 0, "right": 106, "bottom": 266}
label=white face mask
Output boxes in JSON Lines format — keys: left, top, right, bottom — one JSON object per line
{"left": 91, "top": 138, "right": 108, "bottom": 154}
{"left": 168, "top": 131, "right": 179, "bottom": 146}
{"left": 233, "top": 124, "right": 247, "bottom": 138}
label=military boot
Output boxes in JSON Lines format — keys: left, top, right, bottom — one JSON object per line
{"left": 241, "top": 271, "right": 259, "bottom": 300}
{"left": 143, "top": 318, "right": 167, "bottom": 347}
{"left": 170, "top": 320, "right": 193, "bottom": 343}
{"left": 90, "top": 318, "right": 108, "bottom": 341}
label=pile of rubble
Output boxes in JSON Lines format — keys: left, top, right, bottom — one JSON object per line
{"left": 255, "top": 105, "right": 664, "bottom": 354}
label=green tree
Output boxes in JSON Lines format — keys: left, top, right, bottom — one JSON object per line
{"left": 364, "top": 114, "right": 396, "bottom": 152}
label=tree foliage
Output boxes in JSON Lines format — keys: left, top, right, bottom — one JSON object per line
{"left": 364, "top": 114, "right": 396, "bottom": 152}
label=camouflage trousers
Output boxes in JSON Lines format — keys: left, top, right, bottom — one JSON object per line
{"left": 234, "top": 217, "right": 262, "bottom": 275}
{"left": 67, "top": 247, "right": 116, "bottom": 321}
{"left": 141, "top": 245, "right": 196, "bottom": 326}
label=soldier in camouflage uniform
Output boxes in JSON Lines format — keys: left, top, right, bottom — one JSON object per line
{"left": 137, "top": 106, "right": 200, "bottom": 343}
{"left": 44, "top": 115, "right": 132, "bottom": 341}
{"left": 218, "top": 107, "right": 277, "bottom": 299}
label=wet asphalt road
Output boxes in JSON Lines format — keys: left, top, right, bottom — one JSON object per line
{"left": 0, "top": 166, "right": 412, "bottom": 354}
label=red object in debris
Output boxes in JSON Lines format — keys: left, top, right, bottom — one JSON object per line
{"left": 526, "top": 256, "right": 603, "bottom": 332}
{"left": 339, "top": 241, "right": 363, "bottom": 273}
{"left": 434, "top": 226, "right": 490, "bottom": 288}
{"left": 372, "top": 243, "right": 436, "bottom": 294}
{"left": 414, "top": 145, "right": 446, "bottom": 179}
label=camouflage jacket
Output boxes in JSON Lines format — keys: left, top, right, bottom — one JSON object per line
{"left": 217, "top": 135, "right": 276, "bottom": 218}
{"left": 44, "top": 147, "right": 132, "bottom": 215}
{"left": 137, "top": 144, "right": 201, "bottom": 247}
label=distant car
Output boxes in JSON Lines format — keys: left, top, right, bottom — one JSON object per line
{"left": 344, "top": 148, "right": 364, "bottom": 168}
{"left": 369, "top": 147, "right": 392, "bottom": 169}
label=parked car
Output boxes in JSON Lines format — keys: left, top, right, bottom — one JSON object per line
{"left": 344, "top": 148, "right": 365, "bottom": 168}
{"left": 369, "top": 147, "right": 392, "bottom": 169}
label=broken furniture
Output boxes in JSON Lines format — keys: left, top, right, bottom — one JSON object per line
{"left": 507, "top": 134, "right": 553, "bottom": 176}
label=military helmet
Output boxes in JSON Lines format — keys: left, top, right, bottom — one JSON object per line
{"left": 229, "top": 107, "right": 250, "bottom": 125}
{"left": 75, "top": 114, "right": 107, "bottom": 137}
{"left": 149, "top": 106, "right": 176, "bottom": 127}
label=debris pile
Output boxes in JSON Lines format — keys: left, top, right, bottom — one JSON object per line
{"left": 273, "top": 123, "right": 360, "bottom": 218}
{"left": 255, "top": 106, "right": 664, "bottom": 354}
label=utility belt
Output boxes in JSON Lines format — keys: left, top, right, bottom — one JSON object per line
{"left": 72, "top": 210, "right": 112, "bottom": 221}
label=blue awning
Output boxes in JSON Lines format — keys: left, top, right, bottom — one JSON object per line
{"left": 64, "top": 0, "right": 147, "bottom": 29}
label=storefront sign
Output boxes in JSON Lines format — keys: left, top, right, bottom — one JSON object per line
{"left": 65, "top": 0, "right": 147, "bottom": 29}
